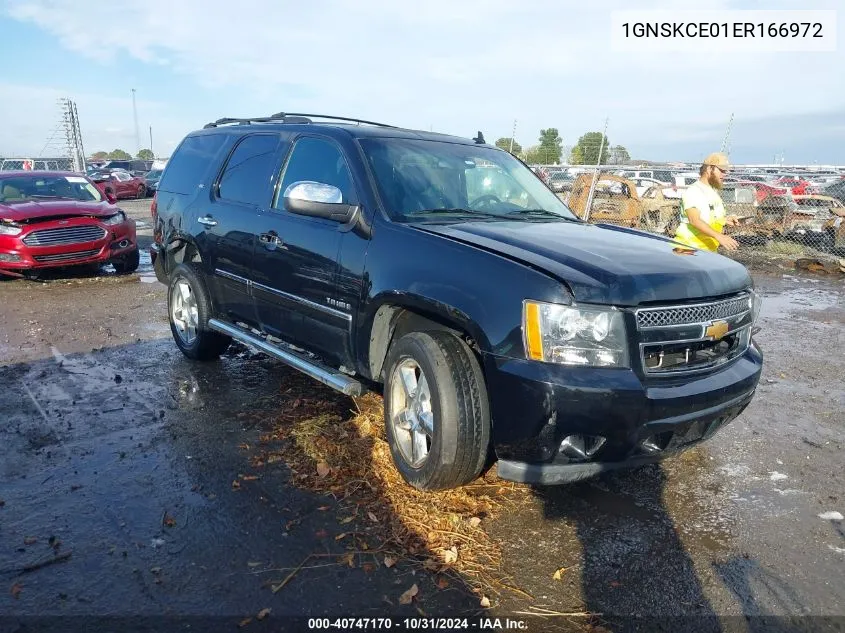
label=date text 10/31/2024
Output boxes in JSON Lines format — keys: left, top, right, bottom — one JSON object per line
{"left": 621, "top": 22, "right": 824, "bottom": 38}
{"left": 307, "top": 618, "right": 529, "bottom": 630}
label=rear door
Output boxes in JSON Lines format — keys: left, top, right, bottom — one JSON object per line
{"left": 199, "top": 132, "right": 285, "bottom": 325}
{"left": 251, "top": 135, "right": 356, "bottom": 365}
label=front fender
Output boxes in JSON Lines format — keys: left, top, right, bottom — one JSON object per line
{"left": 356, "top": 221, "right": 572, "bottom": 378}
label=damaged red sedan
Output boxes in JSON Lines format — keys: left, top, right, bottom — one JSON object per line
{"left": 0, "top": 171, "right": 138, "bottom": 278}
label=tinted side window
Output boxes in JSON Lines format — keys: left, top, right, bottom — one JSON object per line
{"left": 159, "top": 133, "right": 227, "bottom": 195}
{"left": 275, "top": 137, "right": 353, "bottom": 208}
{"left": 217, "top": 134, "right": 281, "bottom": 206}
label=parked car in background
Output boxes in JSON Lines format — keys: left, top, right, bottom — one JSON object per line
{"left": 548, "top": 170, "right": 574, "bottom": 193}
{"left": 631, "top": 177, "right": 681, "bottom": 199}
{"left": 820, "top": 179, "right": 845, "bottom": 204}
{"left": 143, "top": 168, "right": 164, "bottom": 196}
{"left": 618, "top": 169, "right": 674, "bottom": 184}
{"left": 774, "top": 176, "right": 812, "bottom": 196}
{"left": 99, "top": 159, "right": 153, "bottom": 176}
{"left": 89, "top": 169, "right": 147, "bottom": 199}
{"left": 0, "top": 171, "right": 138, "bottom": 277}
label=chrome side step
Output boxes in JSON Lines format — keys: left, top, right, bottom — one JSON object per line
{"left": 207, "top": 318, "right": 364, "bottom": 396}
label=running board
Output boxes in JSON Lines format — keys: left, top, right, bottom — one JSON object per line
{"left": 207, "top": 318, "right": 364, "bottom": 396}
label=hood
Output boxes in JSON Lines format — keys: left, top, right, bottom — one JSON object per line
{"left": 411, "top": 220, "right": 752, "bottom": 306}
{"left": 0, "top": 199, "right": 117, "bottom": 223}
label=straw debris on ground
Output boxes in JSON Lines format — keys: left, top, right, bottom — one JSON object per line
{"left": 247, "top": 385, "right": 533, "bottom": 603}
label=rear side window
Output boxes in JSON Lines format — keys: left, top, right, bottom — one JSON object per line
{"left": 217, "top": 134, "right": 281, "bottom": 207}
{"left": 159, "top": 133, "right": 227, "bottom": 195}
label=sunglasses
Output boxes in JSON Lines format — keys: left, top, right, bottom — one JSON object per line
{"left": 713, "top": 166, "right": 728, "bottom": 174}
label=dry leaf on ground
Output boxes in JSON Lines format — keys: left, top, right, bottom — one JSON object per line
{"left": 399, "top": 583, "right": 419, "bottom": 605}
{"left": 383, "top": 555, "right": 397, "bottom": 568}
{"left": 440, "top": 546, "right": 458, "bottom": 564}
{"left": 480, "top": 596, "right": 491, "bottom": 608}
{"left": 316, "top": 462, "right": 331, "bottom": 477}
{"left": 553, "top": 567, "right": 566, "bottom": 580}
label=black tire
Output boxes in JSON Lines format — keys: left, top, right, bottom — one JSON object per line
{"left": 167, "top": 262, "right": 231, "bottom": 361}
{"left": 383, "top": 330, "right": 491, "bottom": 491}
{"left": 112, "top": 248, "right": 140, "bottom": 274}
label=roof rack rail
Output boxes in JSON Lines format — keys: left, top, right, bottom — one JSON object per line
{"left": 203, "top": 112, "right": 397, "bottom": 129}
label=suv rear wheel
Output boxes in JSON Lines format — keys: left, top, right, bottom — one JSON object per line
{"left": 383, "top": 331, "right": 491, "bottom": 490}
{"left": 167, "top": 263, "right": 231, "bottom": 360}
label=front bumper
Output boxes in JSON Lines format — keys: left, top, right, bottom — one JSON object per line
{"left": 0, "top": 221, "right": 137, "bottom": 271}
{"left": 484, "top": 340, "right": 763, "bottom": 484}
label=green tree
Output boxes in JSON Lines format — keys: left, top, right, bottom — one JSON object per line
{"left": 537, "top": 128, "right": 563, "bottom": 164}
{"left": 495, "top": 137, "right": 522, "bottom": 155}
{"left": 136, "top": 149, "right": 154, "bottom": 160}
{"left": 90, "top": 151, "right": 109, "bottom": 160}
{"left": 569, "top": 145, "right": 585, "bottom": 165}
{"left": 608, "top": 145, "right": 631, "bottom": 165}
{"left": 108, "top": 149, "right": 132, "bottom": 160}
{"left": 572, "top": 132, "right": 610, "bottom": 165}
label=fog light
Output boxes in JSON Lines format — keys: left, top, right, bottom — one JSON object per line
{"left": 640, "top": 432, "right": 672, "bottom": 454}
{"left": 0, "top": 253, "right": 21, "bottom": 262}
{"left": 560, "top": 434, "right": 606, "bottom": 461}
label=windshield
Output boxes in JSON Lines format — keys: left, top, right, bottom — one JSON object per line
{"left": 0, "top": 175, "right": 103, "bottom": 203}
{"left": 146, "top": 169, "right": 163, "bottom": 179}
{"left": 358, "top": 138, "right": 581, "bottom": 222}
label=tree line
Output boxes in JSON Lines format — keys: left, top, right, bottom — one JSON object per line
{"left": 495, "top": 129, "right": 631, "bottom": 165}
{"left": 89, "top": 149, "right": 155, "bottom": 161}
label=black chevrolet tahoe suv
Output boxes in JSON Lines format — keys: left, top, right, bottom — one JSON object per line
{"left": 150, "top": 113, "right": 763, "bottom": 491}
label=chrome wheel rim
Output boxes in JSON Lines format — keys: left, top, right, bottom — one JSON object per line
{"left": 170, "top": 278, "right": 199, "bottom": 345}
{"left": 388, "top": 358, "right": 434, "bottom": 468}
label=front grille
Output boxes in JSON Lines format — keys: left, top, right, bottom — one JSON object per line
{"left": 642, "top": 332, "right": 747, "bottom": 374}
{"left": 33, "top": 249, "right": 100, "bottom": 263}
{"left": 23, "top": 225, "right": 107, "bottom": 247}
{"left": 635, "top": 294, "right": 751, "bottom": 329}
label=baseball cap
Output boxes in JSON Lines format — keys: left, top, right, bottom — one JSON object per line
{"left": 702, "top": 152, "right": 730, "bottom": 169}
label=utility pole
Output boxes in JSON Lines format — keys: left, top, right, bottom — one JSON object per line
{"left": 583, "top": 117, "right": 609, "bottom": 222}
{"left": 131, "top": 88, "right": 140, "bottom": 155}
{"left": 149, "top": 126, "right": 154, "bottom": 158}
{"left": 509, "top": 119, "right": 517, "bottom": 153}
{"left": 720, "top": 112, "right": 734, "bottom": 155}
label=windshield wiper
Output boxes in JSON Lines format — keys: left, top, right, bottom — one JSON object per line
{"left": 407, "top": 208, "right": 503, "bottom": 220}
{"left": 504, "top": 208, "right": 582, "bottom": 222}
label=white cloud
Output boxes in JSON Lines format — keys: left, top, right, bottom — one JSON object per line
{"left": 2, "top": 0, "right": 843, "bottom": 162}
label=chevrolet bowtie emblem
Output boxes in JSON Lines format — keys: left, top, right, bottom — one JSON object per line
{"left": 705, "top": 320, "right": 729, "bottom": 340}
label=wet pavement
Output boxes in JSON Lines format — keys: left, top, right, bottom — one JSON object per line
{"left": 1, "top": 211, "right": 843, "bottom": 631}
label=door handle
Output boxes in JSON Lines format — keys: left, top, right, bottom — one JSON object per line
{"left": 197, "top": 216, "right": 218, "bottom": 227}
{"left": 258, "top": 232, "right": 282, "bottom": 245}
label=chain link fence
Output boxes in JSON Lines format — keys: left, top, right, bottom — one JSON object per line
{"left": 542, "top": 167, "right": 845, "bottom": 267}
{"left": 1, "top": 157, "right": 76, "bottom": 172}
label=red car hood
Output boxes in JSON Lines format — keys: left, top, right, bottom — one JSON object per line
{"left": 0, "top": 199, "right": 117, "bottom": 222}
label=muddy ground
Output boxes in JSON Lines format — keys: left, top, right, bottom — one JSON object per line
{"left": 1, "top": 199, "right": 843, "bottom": 632}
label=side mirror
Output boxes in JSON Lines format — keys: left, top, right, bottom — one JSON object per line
{"left": 283, "top": 181, "right": 357, "bottom": 223}
{"left": 106, "top": 190, "right": 117, "bottom": 204}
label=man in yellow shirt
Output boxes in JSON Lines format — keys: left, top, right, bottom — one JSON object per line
{"left": 673, "top": 152, "right": 739, "bottom": 251}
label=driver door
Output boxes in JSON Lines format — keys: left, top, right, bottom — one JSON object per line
{"left": 251, "top": 135, "right": 358, "bottom": 366}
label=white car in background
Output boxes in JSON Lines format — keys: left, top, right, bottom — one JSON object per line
{"left": 631, "top": 177, "right": 683, "bottom": 199}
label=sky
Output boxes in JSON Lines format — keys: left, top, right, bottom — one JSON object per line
{"left": 0, "top": 0, "right": 842, "bottom": 165}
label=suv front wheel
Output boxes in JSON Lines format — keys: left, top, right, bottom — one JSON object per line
{"left": 383, "top": 331, "right": 491, "bottom": 490}
{"left": 167, "top": 263, "right": 231, "bottom": 360}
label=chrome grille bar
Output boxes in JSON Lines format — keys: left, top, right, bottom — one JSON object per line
{"left": 23, "top": 226, "right": 107, "bottom": 247}
{"left": 635, "top": 294, "right": 751, "bottom": 329}
{"left": 33, "top": 249, "right": 100, "bottom": 263}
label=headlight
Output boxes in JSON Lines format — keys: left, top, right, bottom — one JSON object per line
{"left": 749, "top": 288, "right": 762, "bottom": 326}
{"left": 103, "top": 210, "right": 126, "bottom": 225}
{"left": 523, "top": 300, "right": 629, "bottom": 367}
{"left": 0, "top": 223, "right": 22, "bottom": 236}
